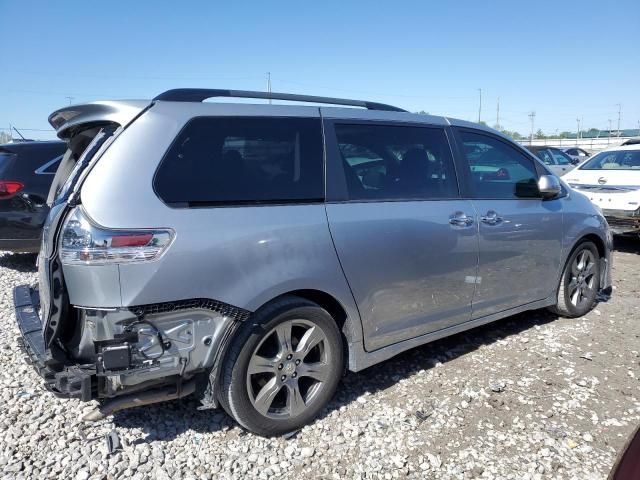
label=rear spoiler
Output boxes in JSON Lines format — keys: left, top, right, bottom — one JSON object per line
{"left": 48, "top": 100, "right": 151, "bottom": 140}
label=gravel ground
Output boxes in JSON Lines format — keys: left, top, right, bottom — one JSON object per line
{"left": 1, "top": 239, "right": 639, "bottom": 480}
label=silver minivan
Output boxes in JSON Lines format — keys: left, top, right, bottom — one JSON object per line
{"left": 14, "top": 89, "right": 612, "bottom": 436}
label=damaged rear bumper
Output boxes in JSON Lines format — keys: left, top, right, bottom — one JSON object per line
{"left": 14, "top": 283, "right": 248, "bottom": 413}
{"left": 14, "top": 284, "right": 94, "bottom": 401}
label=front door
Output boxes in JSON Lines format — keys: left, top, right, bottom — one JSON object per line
{"left": 456, "top": 129, "right": 564, "bottom": 318}
{"left": 324, "top": 120, "right": 479, "bottom": 351}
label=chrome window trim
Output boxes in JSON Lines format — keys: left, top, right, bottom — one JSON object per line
{"left": 34, "top": 155, "right": 63, "bottom": 175}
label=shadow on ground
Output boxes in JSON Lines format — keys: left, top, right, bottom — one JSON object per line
{"left": 0, "top": 252, "right": 37, "bottom": 272}
{"left": 614, "top": 236, "right": 640, "bottom": 254}
{"left": 111, "top": 308, "right": 560, "bottom": 441}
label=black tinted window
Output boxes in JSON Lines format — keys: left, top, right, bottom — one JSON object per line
{"left": 460, "top": 131, "right": 540, "bottom": 199}
{"left": 334, "top": 124, "right": 458, "bottom": 200}
{"left": 155, "top": 117, "right": 324, "bottom": 205}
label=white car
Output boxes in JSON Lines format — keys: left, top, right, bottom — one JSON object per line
{"left": 564, "top": 144, "right": 640, "bottom": 235}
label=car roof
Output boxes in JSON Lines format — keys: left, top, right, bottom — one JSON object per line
{"left": 48, "top": 89, "right": 515, "bottom": 144}
{"left": 598, "top": 143, "right": 640, "bottom": 153}
{"left": 0, "top": 140, "right": 65, "bottom": 153}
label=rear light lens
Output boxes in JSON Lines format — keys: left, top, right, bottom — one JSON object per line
{"left": 59, "top": 207, "right": 174, "bottom": 265}
{"left": 0, "top": 181, "right": 24, "bottom": 198}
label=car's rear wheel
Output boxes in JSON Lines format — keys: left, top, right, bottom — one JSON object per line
{"left": 550, "top": 240, "right": 600, "bottom": 318}
{"left": 219, "top": 296, "right": 343, "bottom": 436}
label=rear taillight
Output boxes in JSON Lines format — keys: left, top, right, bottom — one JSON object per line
{"left": 0, "top": 181, "right": 24, "bottom": 198}
{"left": 59, "top": 207, "right": 174, "bottom": 265}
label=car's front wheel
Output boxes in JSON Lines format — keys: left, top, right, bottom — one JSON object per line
{"left": 550, "top": 240, "right": 600, "bottom": 318}
{"left": 219, "top": 296, "right": 344, "bottom": 436}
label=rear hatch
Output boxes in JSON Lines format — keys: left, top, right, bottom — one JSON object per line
{"left": 38, "top": 100, "right": 150, "bottom": 354}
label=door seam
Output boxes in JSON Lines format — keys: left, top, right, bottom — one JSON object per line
{"left": 322, "top": 204, "right": 367, "bottom": 350}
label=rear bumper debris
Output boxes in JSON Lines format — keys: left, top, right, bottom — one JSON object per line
{"left": 14, "top": 284, "right": 94, "bottom": 401}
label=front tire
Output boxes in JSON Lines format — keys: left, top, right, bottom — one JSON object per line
{"left": 219, "top": 296, "right": 344, "bottom": 436}
{"left": 550, "top": 241, "right": 600, "bottom": 318}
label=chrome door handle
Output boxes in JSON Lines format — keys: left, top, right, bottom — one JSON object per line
{"left": 480, "top": 210, "right": 503, "bottom": 225}
{"left": 449, "top": 211, "right": 474, "bottom": 227}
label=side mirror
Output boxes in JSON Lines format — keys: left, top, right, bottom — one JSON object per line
{"left": 538, "top": 174, "right": 561, "bottom": 199}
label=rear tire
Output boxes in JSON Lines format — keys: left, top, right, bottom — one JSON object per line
{"left": 549, "top": 241, "right": 600, "bottom": 318}
{"left": 219, "top": 295, "right": 344, "bottom": 436}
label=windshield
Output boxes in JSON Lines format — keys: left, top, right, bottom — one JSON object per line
{"left": 549, "top": 149, "right": 572, "bottom": 165}
{"left": 580, "top": 150, "right": 640, "bottom": 170}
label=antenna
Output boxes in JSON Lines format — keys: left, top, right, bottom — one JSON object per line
{"left": 12, "top": 125, "right": 26, "bottom": 140}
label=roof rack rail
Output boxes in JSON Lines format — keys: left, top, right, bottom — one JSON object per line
{"left": 153, "top": 88, "right": 407, "bottom": 112}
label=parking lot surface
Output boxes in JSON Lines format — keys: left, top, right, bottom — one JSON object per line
{"left": 0, "top": 240, "right": 639, "bottom": 480}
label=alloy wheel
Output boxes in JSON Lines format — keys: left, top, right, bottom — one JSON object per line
{"left": 246, "top": 319, "right": 330, "bottom": 419}
{"left": 568, "top": 249, "right": 596, "bottom": 308}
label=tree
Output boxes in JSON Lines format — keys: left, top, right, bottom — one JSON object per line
{"left": 415, "top": 110, "right": 430, "bottom": 115}
{"left": 0, "top": 131, "right": 11, "bottom": 144}
{"left": 535, "top": 129, "right": 546, "bottom": 139}
{"left": 559, "top": 131, "right": 571, "bottom": 139}
{"left": 496, "top": 129, "right": 523, "bottom": 140}
{"left": 477, "top": 120, "right": 489, "bottom": 127}
{"left": 509, "top": 131, "right": 523, "bottom": 140}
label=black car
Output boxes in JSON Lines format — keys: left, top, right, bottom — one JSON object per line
{"left": 0, "top": 141, "right": 66, "bottom": 252}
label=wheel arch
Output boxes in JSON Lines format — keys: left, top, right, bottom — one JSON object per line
{"left": 556, "top": 230, "right": 610, "bottom": 299}
{"left": 254, "top": 289, "right": 358, "bottom": 372}
{"left": 578, "top": 233, "right": 607, "bottom": 259}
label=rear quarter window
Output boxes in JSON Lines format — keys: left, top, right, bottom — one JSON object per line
{"left": 154, "top": 117, "right": 324, "bottom": 206}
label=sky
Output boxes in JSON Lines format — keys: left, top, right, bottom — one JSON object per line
{"left": 1, "top": 0, "right": 639, "bottom": 140}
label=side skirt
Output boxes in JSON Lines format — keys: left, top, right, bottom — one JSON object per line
{"left": 347, "top": 297, "right": 555, "bottom": 372}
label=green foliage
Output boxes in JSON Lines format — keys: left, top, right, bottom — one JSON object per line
{"left": 498, "top": 129, "right": 523, "bottom": 140}
{"left": 535, "top": 129, "right": 546, "bottom": 139}
{"left": 0, "top": 131, "right": 11, "bottom": 144}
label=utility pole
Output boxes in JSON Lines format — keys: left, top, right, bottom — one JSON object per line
{"left": 528, "top": 111, "right": 536, "bottom": 145}
{"left": 615, "top": 104, "right": 621, "bottom": 136}
{"left": 266, "top": 72, "right": 272, "bottom": 104}
{"left": 477, "top": 88, "right": 482, "bottom": 123}
{"left": 65, "top": 96, "right": 74, "bottom": 105}
{"left": 496, "top": 97, "right": 500, "bottom": 130}
{"left": 608, "top": 119, "right": 612, "bottom": 144}
{"left": 576, "top": 117, "right": 580, "bottom": 145}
